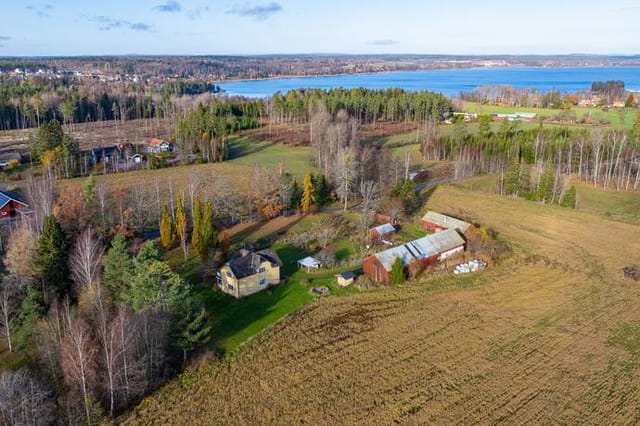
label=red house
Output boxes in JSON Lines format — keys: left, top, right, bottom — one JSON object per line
{"left": 370, "top": 223, "right": 396, "bottom": 240}
{"left": 0, "top": 191, "right": 27, "bottom": 219}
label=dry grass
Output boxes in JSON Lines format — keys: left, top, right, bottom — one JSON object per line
{"left": 0, "top": 118, "right": 172, "bottom": 152}
{"left": 125, "top": 185, "right": 640, "bottom": 425}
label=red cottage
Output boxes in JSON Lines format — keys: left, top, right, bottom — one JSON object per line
{"left": 0, "top": 191, "right": 28, "bottom": 219}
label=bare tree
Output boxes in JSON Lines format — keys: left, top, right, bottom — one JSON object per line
{"left": 25, "top": 173, "right": 56, "bottom": 234}
{"left": 336, "top": 149, "right": 359, "bottom": 211}
{"left": 359, "top": 180, "right": 379, "bottom": 215}
{"left": 0, "top": 276, "right": 23, "bottom": 353}
{"left": 4, "top": 226, "right": 37, "bottom": 282}
{"left": 0, "top": 369, "right": 55, "bottom": 426}
{"left": 70, "top": 227, "right": 104, "bottom": 294}
{"left": 61, "top": 306, "right": 98, "bottom": 424}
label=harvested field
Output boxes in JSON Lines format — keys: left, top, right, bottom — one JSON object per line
{"left": 129, "top": 184, "right": 640, "bottom": 425}
{"left": 0, "top": 118, "right": 172, "bottom": 152}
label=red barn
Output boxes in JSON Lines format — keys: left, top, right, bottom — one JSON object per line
{"left": 370, "top": 223, "right": 396, "bottom": 240}
{"left": 0, "top": 191, "right": 27, "bottom": 219}
{"left": 422, "top": 211, "right": 472, "bottom": 234}
{"left": 363, "top": 229, "right": 466, "bottom": 283}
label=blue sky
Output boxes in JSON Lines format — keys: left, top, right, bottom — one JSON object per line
{"left": 0, "top": 0, "right": 638, "bottom": 56}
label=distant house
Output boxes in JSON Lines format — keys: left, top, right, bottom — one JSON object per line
{"left": 0, "top": 152, "right": 22, "bottom": 167}
{"left": 89, "top": 146, "right": 120, "bottom": 165}
{"left": 422, "top": 211, "right": 472, "bottom": 235}
{"left": 0, "top": 190, "right": 28, "bottom": 220}
{"left": 336, "top": 271, "right": 355, "bottom": 287}
{"left": 297, "top": 256, "right": 322, "bottom": 271}
{"left": 147, "top": 138, "right": 173, "bottom": 154}
{"left": 490, "top": 112, "right": 537, "bottom": 122}
{"left": 363, "top": 229, "right": 465, "bottom": 283}
{"left": 370, "top": 223, "right": 396, "bottom": 240}
{"left": 217, "top": 249, "right": 282, "bottom": 298}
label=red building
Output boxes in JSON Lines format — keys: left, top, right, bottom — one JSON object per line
{"left": 0, "top": 191, "right": 28, "bottom": 219}
{"left": 422, "top": 211, "right": 472, "bottom": 235}
{"left": 363, "top": 229, "right": 466, "bottom": 283}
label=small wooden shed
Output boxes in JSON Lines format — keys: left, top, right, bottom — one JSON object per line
{"left": 336, "top": 271, "right": 355, "bottom": 287}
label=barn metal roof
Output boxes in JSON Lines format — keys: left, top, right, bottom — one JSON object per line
{"left": 372, "top": 223, "right": 395, "bottom": 235}
{"left": 374, "top": 228, "right": 465, "bottom": 272}
{"left": 421, "top": 211, "right": 471, "bottom": 233}
{"left": 298, "top": 256, "right": 321, "bottom": 268}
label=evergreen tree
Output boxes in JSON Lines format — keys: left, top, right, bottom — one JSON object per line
{"left": 537, "top": 165, "right": 555, "bottom": 203}
{"left": 191, "top": 196, "right": 202, "bottom": 255}
{"left": 198, "top": 201, "right": 216, "bottom": 261}
{"left": 159, "top": 205, "right": 173, "bottom": 249}
{"left": 314, "top": 174, "right": 331, "bottom": 207}
{"left": 390, "top": 257, "right": 406, "bottom": 285}
{"left": 171, "top": 302, "right": 211, "bottom": 363}
{"left": 291, "top": 178, "right": 302, "bottom": 210}
{"left": 560, "top": 185, "right": 577, "bottom": 208}
{"left": 301, "top": 174, "right": 316, "bottom": 214}
{"left": 12, "top": 287, "right": 45, "bottom": 350}
{"left": 175, "top": 194, "right": 189, "bottom": 260}
{"left": 31, "top": 119, "right": 64, "bottom": 161}
{"left": 102, "top": 234, "right": 133, "bottom": 302}
{"left": 36, "top": 215, "right": 70, "bottom": 300}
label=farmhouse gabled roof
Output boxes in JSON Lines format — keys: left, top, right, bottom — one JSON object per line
{"left": 421, "top": 211, "right": 471, "bottom": 233}
{"left": 373, "top": 228, "right": 465, "bottom": 272}
{"left": 0, "top": 190, "right": 27, "bottom": 210}
{"left": 147, "top": 137, "right": 171, "bottom": 145}
{"left": 226, "top": 249, "right": 281, "bottom": 279}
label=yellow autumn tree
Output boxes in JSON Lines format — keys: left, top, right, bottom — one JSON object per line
{"left": 301, "top": 174, "right": 315, "bottom": 215}
{"left": 175, "top": 193, "right": 189, "bottom": 260}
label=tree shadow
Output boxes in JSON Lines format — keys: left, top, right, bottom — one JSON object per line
{"left": 227, "top": 139, "right": 274, "bottom": 160}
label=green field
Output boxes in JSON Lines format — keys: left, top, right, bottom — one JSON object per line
{"left": 462, "top": 101, "right": 637, "bottom": 129}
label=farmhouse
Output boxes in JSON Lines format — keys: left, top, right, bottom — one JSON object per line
{"left": 217, "top": 249, "right": 282, "bottom": 298}
{"left": 363, "top": 228, "right": 465, "bottom": 283}
{"left": 422, "top": 211, "right": 472, "bottom": 234}
{"left": 0, "top": 190, "right": 28, "bottom": 220}
{"left": 147, "top": 138, "right": 174, "bottom": 154}
{"left": 370, "top": 223, "right": 396, "bottom": 240}
{"left": 89, "top": 146, "right": 120, "bottom": 165}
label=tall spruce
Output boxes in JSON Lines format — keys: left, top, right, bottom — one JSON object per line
{"left": 36, "top": 215, "right": 70, "bottom": 300}
{"left": 191, "top": 196, "right": 202, "bottom": 256}
{"left": 171, "top": 302, "right": 211, "bottom": 363}
{"left": 102, "top": 234, "right": 133, "bottom": 302}
{"left": 159, "top": 205, "right": 173, "bottom": 249}
{"left": 390, "top": 257, "right": 406, "bottom": 285}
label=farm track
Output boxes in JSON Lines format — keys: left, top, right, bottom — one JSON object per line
{"left": 131, "top": 185, "right": 640, "bottom": 425}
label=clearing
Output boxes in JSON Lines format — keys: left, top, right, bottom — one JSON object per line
{"left": 130, "top": 183, "right": 640, "bottom": 424}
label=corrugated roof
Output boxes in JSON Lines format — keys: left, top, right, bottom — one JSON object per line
{"left": 298, "top": 256, "right": 321, "bottom": 268}
{"left": 0, "top": 190, "right": 27, "bottom": 210}
{"left": 421, "top": 211, "right": 471, "bottom": 233}
{"left": 372, "top": 223, "right": 395, "bottom": 235}
{"left": 374, "top": 228, "right": 465, "bottom": 272}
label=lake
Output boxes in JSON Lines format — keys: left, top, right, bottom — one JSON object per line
{"left": 218, "top": 66, "right": 640, "bottom": 98}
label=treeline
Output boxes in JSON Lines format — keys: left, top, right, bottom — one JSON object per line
{"left": 269, "top": 88, "right": 455, "bottom": 124}
{"left": 0, "top": 75, "right": 220, "bottom": 130}
{"left": 459, "top": 85, "right": 566, "bottom": 108}
{"left": 592, "top": 80, "right": 625, "bottom": 100}
{"left": 176, "top": 101, "right": 262, "bottom": 162}
{"left": 0, "top": 174, "right": 216, "bottom": 423}
{"left": 422, "top": 114, "right": 640, "bottom": 195}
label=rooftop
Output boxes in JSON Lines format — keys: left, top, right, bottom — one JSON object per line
{"left": 422, "top": 211, "right": 472, "bottom": 233}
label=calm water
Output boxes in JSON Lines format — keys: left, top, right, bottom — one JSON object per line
{"left": 218, "top": 66, "right": 640, "bottom": 98}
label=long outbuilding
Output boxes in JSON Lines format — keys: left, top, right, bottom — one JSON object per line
{"left": 422, "top": 211, "right": 472, "bottom": 234}
{"left": 363, "top": 228, "right": 465, "bottom": 283}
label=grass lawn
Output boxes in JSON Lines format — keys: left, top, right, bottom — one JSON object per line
{"left": 189, "top": 239, "right": 361, "bottom": 356}
{"left": 462, "top": 101, "right": 637, "bottom": 129}
{"left": 227, "top": 136, "right": 316, "bottom": 177}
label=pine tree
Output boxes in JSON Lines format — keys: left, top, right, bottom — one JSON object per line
{"left": 175, "top": 193, "right": 189, "bottom": 261}
{"left": 171, "top": 303, "right": 211, "bottom": 363}
{"left": 191, "top": 196, "right": 202, "bottom": 255}
{"left": 390, "top": 257, "right": 406, "bottom": 285}
{"left": 537, "top": 165, "right": 555, "bottom": 203}
{"left": 291, "top": 178, "right": 302, "bottom": 210}
{"left": 301, "top": 174, "right": 316, "bottom": 214}
{"left": 36, "top": 215, "right": 70, "bottom": 300}
{"left": 561, "top": 185, "right": 577, "bottom": 208}
{"left": 102, "top": 233, "right": 133, "bottom": 302}
{"left": 159, "top": 205, "right": 173, "bottom": 249}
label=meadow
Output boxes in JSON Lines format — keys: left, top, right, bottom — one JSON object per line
{"left": 129, "top": 182, "right": 640, "bottom": 424}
